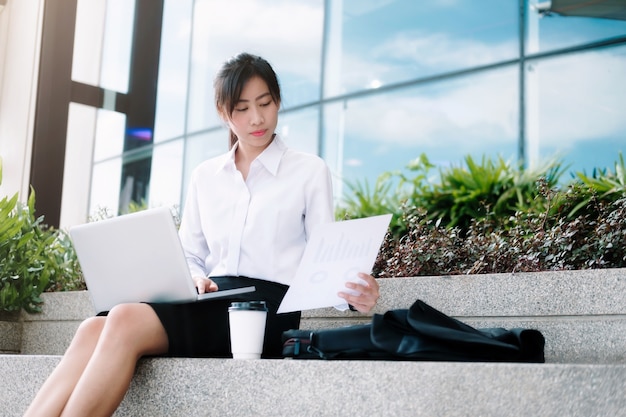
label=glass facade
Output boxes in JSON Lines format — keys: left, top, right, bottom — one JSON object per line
{"left": 326, "top": 1, "right": 520, "bottom": 96}
{"left": 526, "top": 44, "right": 626, "bottom": 175}
{"left": 72, "top": 0, "right": 626, "bottom": 218}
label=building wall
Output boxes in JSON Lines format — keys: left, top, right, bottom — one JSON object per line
{"left": 2, "top": 1, "right": 626, "bottom": 227}
{"left": 0, "top": 0, "right": 43, "bottom": 200}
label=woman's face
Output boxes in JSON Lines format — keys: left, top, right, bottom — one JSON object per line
{"left": 226, "top": 75, "right": 279, "bottom": 152}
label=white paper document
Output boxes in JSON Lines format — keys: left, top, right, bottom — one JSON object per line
{"left": 277, "top": 214, "right": 392, "bottom": 314}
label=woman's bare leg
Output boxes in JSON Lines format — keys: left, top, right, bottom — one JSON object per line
{"left": 23, "top": 316, "right": 106, "bottom": 417}
{"left": 60, "top": 303, "right": 168, "bottom": 417}
{"left": 24, "top": 303, "right": 168, "bottom": 417}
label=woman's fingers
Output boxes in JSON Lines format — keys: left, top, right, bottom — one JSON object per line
{"left": 193, "top": 277, "right": 218, "bottom": 294}
{"left": 338, "top": 273, "right": 380, "bottom": 313}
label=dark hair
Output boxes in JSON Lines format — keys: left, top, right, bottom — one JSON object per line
{"left": 214, "top": 52, "right": 281, "bottom": 149}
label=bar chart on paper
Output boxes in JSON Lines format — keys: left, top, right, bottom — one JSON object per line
{"left": 277, "top": 214, "right": 392, "bottom": 313}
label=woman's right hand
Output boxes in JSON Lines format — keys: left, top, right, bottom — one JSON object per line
{"left": 193, "top": 276, "right": 219, "bottom": 294}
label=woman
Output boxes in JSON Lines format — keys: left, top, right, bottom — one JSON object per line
{"left": 24, "top": 52, "right": 380, "bottom": 417}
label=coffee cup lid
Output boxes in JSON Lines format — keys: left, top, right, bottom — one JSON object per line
{"left": 229, "top": 301, "right": 267, "bottom": 311}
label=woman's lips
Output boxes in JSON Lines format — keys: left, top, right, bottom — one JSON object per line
{"left": 251, "top": 129, "right": 267, "bottom": 137}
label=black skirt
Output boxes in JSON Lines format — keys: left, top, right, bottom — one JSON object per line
{"left": 147, "top": 276, "right": 300, "bottom": 358}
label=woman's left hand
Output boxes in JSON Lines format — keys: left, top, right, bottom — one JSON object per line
{"left": 338, "top": 272, "right": 380, "bottom": 313}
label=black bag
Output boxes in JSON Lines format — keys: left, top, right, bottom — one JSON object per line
{"left": 282, "top": 299, "right": 545, "bottom": 363}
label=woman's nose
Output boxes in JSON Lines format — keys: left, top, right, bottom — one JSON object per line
{"left": 250, "top": 107, "right": 264, "bottom": 125}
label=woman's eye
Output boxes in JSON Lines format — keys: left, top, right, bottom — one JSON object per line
{"left": 260, "top": 101, "right": 271, "bottom": 107}
{"left": 235, "top": 107, "right": 248, "bottom": 112}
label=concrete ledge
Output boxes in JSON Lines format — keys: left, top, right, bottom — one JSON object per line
{"left": 19, "top": 291, "right": 95, "bottom": 355}
{"left": 0, "top": 312, "right": 21, "bottom": 354}
{"left": 304, "top": 268, "right": 626, "bottom": 317}
{"left": 2, "top": 355, "right": 624, "bottom": 417}
{"left": 8, "top": 268, "right": 626, "bottom": 363}
{"left": 302, "top": 268, "right": 626, "bottom": 364}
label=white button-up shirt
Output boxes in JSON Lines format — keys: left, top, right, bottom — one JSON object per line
{"left": 178, "top": 135, "right": 334, "bottom": 285}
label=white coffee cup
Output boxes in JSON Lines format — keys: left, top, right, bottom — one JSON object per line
{"left": 228, "top": 301, "right": 268, "bottom": 359}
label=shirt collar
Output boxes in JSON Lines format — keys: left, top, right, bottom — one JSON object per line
{"left": 213, "top": 142, "right": 238, "bottom": 174}
{"left": 217, "top": 134, "right": 287, "bottom": 176}
{"left": 257, "top": 134, "right": 286, "bottom": 176}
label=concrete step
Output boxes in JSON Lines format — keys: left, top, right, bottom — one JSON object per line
{"left": 2, "top": 355, "right": 624, "bottom": 417}
{"left": 2, "top": 269, "right": 625, "bottom": 416}
{"left": 8, "top": 268, "right": 626, "bottom": 363}
{"left": 304, "top": 268, "right": 626, "bottom": 364}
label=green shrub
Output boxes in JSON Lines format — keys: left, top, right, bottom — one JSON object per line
{"left": 412, "top": 155, "right": 563, "bottom": 230}
{"left": 367, "top": 153, "right": 626, "bottom": 278}
{"left": 0, "top": 156, "right": 84, "bottom": 311}
{"left": 547, "top": 152, "right": 626, "bottom": 220}
{"left": 1, "top": 189, "right": 53, "bottom": 313}
{"left": 337, "top": 153, "right": 565, "bottom": 234}
{"left": 43, "top": 228, "right": 85, "bottom": 293}
{"left": 336, "top": 170, "right": 408, "bottom": 236}
{"left": 373, "top": 195, "right": 626, "bottom": 277}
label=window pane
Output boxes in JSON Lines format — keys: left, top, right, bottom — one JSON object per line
{"left": 527, "top": 45, "right": 626, "bottom": 176}
{"left": 278, "top": 107, "right": 319, "bottom": 155}
{"left": 72, "top": 0, "right": 106, "bottom": 85}
{"left": 120, "top": 153, "right": 152, "bottom": 212}
{"left": 100, "top": 0, "right": 136, "bottom": 92}
{"left": 187, "top": 0, "right": 324, "bottom": 133}
{"left": 181, "top": 130, "right": 229, "bottom": 206}
{"left": 94, "top": 109, "right": 126, "bottom": 161}
{"left": 149, "top": 140, "right": 183, "bottom": 209}
{"left": 154, "top": 0, "right": 193, "bottom": 142}
{"left": 90, "top": 158, "right": 122, "bottom": 217}
{"left": 61, "top": 103, "right": 97, "bottom": 226}
{"left": 325, "top": 0, "right": 519, "bottom": 97}
{"left": 321, "top": 101, "right": 346, "bottom": 202}
{"left": 527, "top": 4, "right": 626, "bottom": 55}
{"left": 331, "top": 66, "right": 519, "bottom": 189}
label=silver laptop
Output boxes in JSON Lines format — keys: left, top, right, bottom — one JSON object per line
{"left": 70, "top": 207, "right": 255, "bottom": 313}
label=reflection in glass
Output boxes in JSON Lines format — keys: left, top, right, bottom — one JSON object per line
{"left": 81, "top": 0, "right": 626, "bottom": 222}
{"left": 72, "top": 0, "right": 106, "bottom": 86}
{"left": 336, "top": 65, "right": 519, "bottom": 189}
{"left": 325, "top": 0, "right": 518, "bottom": 97}
{"left": 120, "top": 153, "right": 152, "bottom": 213}
{"left": 149, "top": 140, "right": 184, "bottom": 209}
{"left": 527, "top": 45, "right": 626, "bottom": 176}
{"left": 154, "top": 0, "right": 193, "bottom": 142}
{"left": 321, "top": 101, "right": 347, "bottom": 203}
{"left": 526, "top": 4, "right": 626, "bottom": 55}
{"left": 277, "top": 107, "right": 319, "bottom": 155}
{"left": 181, "top": 130, "right": 230, "bottom": 205}
{"left": 187, "top": 0, "right": 323, "bottom": 133}
{"left": 62, "top": 103, "right": 97, "bottom": 226}
{"left": 90, "top": 158, "right": 123, "bottom": 218}
{"left": 94, "top": 109, "right": 126, "bottom": 161}
{"left": 100, "top": 0, "right": 136, "bottom": 93}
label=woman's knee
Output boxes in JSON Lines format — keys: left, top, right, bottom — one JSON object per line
{"left": 105, "top": 303, "right": 151, "bottom": 332}
{"left": 68, "top": 316, "right": 106, "bottom": 352}
{"left": 102, "top": 303, "right": 168, "bottom": 355}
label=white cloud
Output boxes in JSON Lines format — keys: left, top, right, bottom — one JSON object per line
{"left": 344, "top": 68, "right": 518, "bottom": 149}
{"left": 345, "top": 158, "right": 363, "bottom": 167}
{"left": 530, "top": 51, "right": 626, "bottom": 145}
{"left": 339, "top": 31, "right": 517, "bottom": 97}
{"left": 341, "top": 39, "right": 626, "bottom": 151}
{"left": 379, "top": 31, "right": 517, "bottom": 69}
{"left": 193, "top": 0, "right": 323, "bottom": 81}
